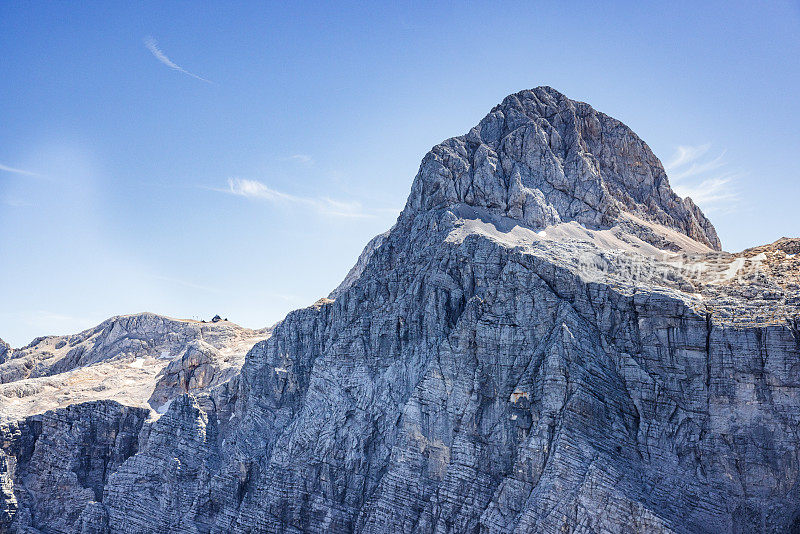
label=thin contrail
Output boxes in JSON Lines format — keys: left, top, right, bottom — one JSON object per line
{"left": 144, "top": 36, "right": 212, "bottom": 83}
{"left": 0, "top": 163, "right": 38, "bottom": 176}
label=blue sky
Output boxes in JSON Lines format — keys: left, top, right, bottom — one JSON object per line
{"left": 1, "top": 1, "right": 798, "bottom": 347}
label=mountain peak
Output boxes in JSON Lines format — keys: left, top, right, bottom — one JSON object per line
{"left": 403, "top": 87, "right": 721, "bottom": 251}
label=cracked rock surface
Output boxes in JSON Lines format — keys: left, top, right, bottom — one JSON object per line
{"left": 1, "top": 87, "right": 798, "bottom": 533}
{"left": 0, "top": 313, "right": 268, "bottom": 422}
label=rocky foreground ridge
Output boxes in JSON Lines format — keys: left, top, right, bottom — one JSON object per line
{"left": 1, "top": 87, "right": 799, "bottom": 533}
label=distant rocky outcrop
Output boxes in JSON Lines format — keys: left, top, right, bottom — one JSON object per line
{"left": 148, "top": 339, "right": 241, "bottom": 410}
{"left": 0, "top": 312, "right": 265, "bottom": 384}
{"left": 1, "top": 88, "right": 798, "bottom": 533}
{"left": 0, "top": 313, "right": 268, "bottom": 422}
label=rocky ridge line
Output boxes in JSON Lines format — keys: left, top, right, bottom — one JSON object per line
{"left": 1, "top": 88, "right": 798, "bottom": 534}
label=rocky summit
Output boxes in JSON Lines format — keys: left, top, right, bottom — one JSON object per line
{"left": 2, "top": 87, "right": 799, "bottom": 534}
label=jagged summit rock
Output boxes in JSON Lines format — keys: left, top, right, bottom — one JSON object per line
{"left": 1, "top": 90, "right": 798, "bottom": 533}
{"left": 404, "top": 86, "right": 721, "bottom": 250}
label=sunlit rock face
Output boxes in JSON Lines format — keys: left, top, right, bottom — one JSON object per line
{"left": 404, "top": 87, "right": 721, "bottom": 251}
{"left": 2, "top": 88, "right": 799, "bottom": 534}
{"left": 0, "top": 313, "right": 268, "bottom": 423}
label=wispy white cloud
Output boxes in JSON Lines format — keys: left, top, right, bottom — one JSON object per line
{"left": 672, "top": 173, "right": 738, "bottom": 206}
{"left": 288, "top": 154, "right": 314, "bottom": 165}
{"left": 665, "top": 144, "right": 710, "bottom": 171}
{"left": 0, "top": 163, "right": 39, "bottom": 176}
{"left": 1, "top": 197, "right": 32, "bottom": 207}
{"left": 144, "top": 36, "right": 212, "bottom": 83}
{"left": 665, "top": 144, "right": 740, "bottom": 212}
{"left": 666, "top": 145, "right": 727, "bottom": 181}
{"left": 222, "top": 178, "right": 372, "bottom": 218}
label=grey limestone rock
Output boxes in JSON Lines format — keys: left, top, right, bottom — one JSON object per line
{"left": 148, "top": 339, "right": 241, "bottom": 410}
{"left": 0, "top": 401, "right": 148, "bottom": 533}
{"left": 0, "top": 313, "right": 268, "bottom": 424}
{"left": 404, "top": 87, "right": 721, "bottom": 251}
{"left": 0, "top": 312, "right": 265, "bottom": 385}
{"left": 0, "top": 340, "right": 9, "bottom": 366}
{"left": 1, "top": 87, "right": 797, "bottom": 533}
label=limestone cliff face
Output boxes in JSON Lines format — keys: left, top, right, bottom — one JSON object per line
{"left": 405, "top": 87, "right": 721, "bottom": 251}
{"left": 2, "top": 88, "right": 798, "bottom": 534}
{"left": 1, "top": 402, "right": 148, "bottom": 532}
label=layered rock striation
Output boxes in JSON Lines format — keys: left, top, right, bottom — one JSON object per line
{"left": 1, "top": 88, "right": 798, "bottom": 534}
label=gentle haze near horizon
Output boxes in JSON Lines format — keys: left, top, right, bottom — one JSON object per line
{"left": 2, "top": 1, "right": 799, "bottom": 347}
